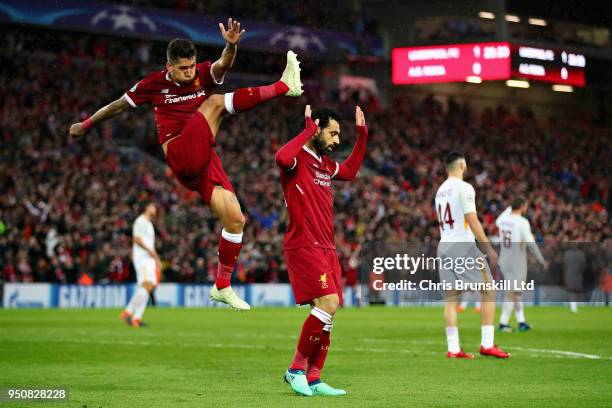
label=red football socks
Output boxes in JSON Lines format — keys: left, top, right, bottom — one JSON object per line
{"left": 290, "top": 314, "right": 326, "bottom": 371}
{"left": 230, "top": 81, "right": 289, "bottom": 113}
{"left": 215, "top": 230, "right": 243, "bottom": 289}
{"left": 307, "top": 330, "right": 330, "bottom": 383}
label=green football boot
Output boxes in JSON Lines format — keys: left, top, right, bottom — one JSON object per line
{"left": 309, "top": 381, "right": 347, "bottom": 396}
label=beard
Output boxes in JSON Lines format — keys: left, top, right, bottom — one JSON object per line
{"left": 314, "top": 136, "right": 333, "bottom": 156}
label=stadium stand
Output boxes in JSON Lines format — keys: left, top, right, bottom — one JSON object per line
{"left": 0, "top": 27, "right": 609, "bottom": 284}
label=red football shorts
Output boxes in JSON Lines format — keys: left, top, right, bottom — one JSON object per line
{"left": 285, "top": 247, "right": 343, "bottom": 305}
{"left": 166, "top": 111, "right": 234, "bottom": 205}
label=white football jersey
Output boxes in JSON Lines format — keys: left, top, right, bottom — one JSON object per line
{"left": 132, "top": 214, "right": 155, "bottom": 261}
{"left": 435, "top": 177, "right": 476, "bottom": 243}
{"left": 496, "top": 207, "right": 544, "bottom": 265}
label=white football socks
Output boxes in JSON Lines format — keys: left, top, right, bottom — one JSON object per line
{"left": 500, "top": 301, "right": 513, "bottom": 325}
{"left": 446, "top": 326, "right": 460, "bottom": 353}
{"left": 132, "top": 287, "right": 150, "bottom": 320}
{"left": 569, "top": 302, "right": 578, "bottom": 313}
{"left": 125, "top": 296, "right": 136, "bottom": 315}
{"left": 481, "top": 325, "right": 494, "bottom": 349}
{"left": 514, "top": 300, "right": 526, "bottom": 323}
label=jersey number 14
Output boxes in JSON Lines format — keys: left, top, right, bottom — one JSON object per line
{"left": 437, "top": 203, "right": 455, "bottom": 230}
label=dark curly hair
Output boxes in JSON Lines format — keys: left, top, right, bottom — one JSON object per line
{"left": 300, "top": 107, "right": 343, "bottom": 130}
{"left": 167, "top": 38, "right": 196, "bottom": 63}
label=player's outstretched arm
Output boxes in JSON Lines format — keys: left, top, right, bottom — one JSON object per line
{"left": 69, "top": 96, "right": 130, "bottom": 137}
{"left": 333, "top": 106, "right": 369, "bottom": 181}
{"left": 275, "top": 105, "right": 319, "bottom": 170}
{"left": 212, "top": 18, "right": 246, "bottom": 81}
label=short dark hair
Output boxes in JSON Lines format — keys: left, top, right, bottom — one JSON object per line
{"left": 140, "top": 200, "right": 156, "bottom": 213}
{"left": 511, "top": 197, "right": 525, "bottom": 210}
{"left": 167, "top": 38, "right": 196, "bottom": 63}
{"left": 301, "top": 108, "right": 343, "bottom": 129}
{"left": 444, "top": 151, "right": 465, "bottom": 168}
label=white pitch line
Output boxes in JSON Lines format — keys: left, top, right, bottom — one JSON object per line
{"left": 5, "top": 329, "right": 611, "bottom": 361}
{"left": 362, "top": 338, "right": 439, "bottom": 345}
{"left": 510, "top": 346, "right": 612, "bottom": 360}
{"left": 10, "top": 336, "right": 612, "bottom": 361}
{"left": 361, "top": 337, "right": 612, "bottom": 360}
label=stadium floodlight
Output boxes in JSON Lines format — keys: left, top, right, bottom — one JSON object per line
{"left": 506, "top": 79, "right": 530, "bottom": 88}
{"left": 505, "top": 15, "right": 520, "bottom": 23}
{"left": 466, "top": 76, "right": 482, "bottom": 83}
{"left": 528, "top": 18, "right": 547, "bottom": 26}
{"left": 478, "top": 11, "right": 495, "bottom": 19}
{"left": 552, "top": 84, "right": 574, "bottom": 92}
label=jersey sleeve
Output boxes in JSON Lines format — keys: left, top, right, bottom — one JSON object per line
{"left": 459, "top": 183, "right": 477, "bottom": 214}
{"left": 198, "top": 61, "right": 224, "bottom": 88}
{"left": 332, "top": 125, "right": 368, "bottom": 181}
{"left": 123, "top": 74, "right": 155, "bottom": 107}
{"left": 132, "top": 217, "right": 147, "bottom": 238}
{"left": 519, "top": 218, "right": 536, "bottom": 243}
{"left": 521, "top": 218, "right": 546, "bottom": 265}
{"left": 275, "top": 118, "right": 318, "bottom": 171}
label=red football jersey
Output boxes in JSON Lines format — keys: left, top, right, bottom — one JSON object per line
{"left": 279, "top": 145, "right": 340, "bottom": 250}
{"left": 123, "top": 61, "right": 222, "bottom": 145}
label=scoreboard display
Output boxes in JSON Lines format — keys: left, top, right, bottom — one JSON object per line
{"left": 392, "top": 42, "right": 511, "bottom": 84}
{"left": 392, "top": 42, "right": 586, "bottom": 87}
{"left": 511, "top": 45, "right": 586, "bottom": 87}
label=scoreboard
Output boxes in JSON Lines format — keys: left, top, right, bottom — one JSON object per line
{"left": 511, "top": 45, "right": 586, "bottom": 87}
{"left": 392, "top": 42, "right": 586, "bottom": 87}
{"left": 392, "top": 42, "right": 510, "bottom": 84}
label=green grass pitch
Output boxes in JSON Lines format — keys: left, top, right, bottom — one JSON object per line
{"left": 1, "top": 306, "right": 611, "bottom": 407}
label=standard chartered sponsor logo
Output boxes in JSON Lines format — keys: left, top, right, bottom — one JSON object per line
{"left": 164, "top": 90, "right": 206, "bottom": 104}
{"left": 313, "top": 171, "right": 331, "bottom": 187}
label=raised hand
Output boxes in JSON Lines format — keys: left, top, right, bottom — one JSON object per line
{"left": 305, "top": 105, "right": 319, "bottom": 127}
{"left": 355, "top": 106, "right": 366, "bottom": 126}
{"left": 219, "top": 18, "right": 246, "bottom": 46}
{"left": 69, "top": 122, "right": 86, "bottom": 137}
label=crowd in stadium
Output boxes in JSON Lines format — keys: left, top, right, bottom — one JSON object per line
{"left": 0, "top": 27, "right": 609, "bottom": 284}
